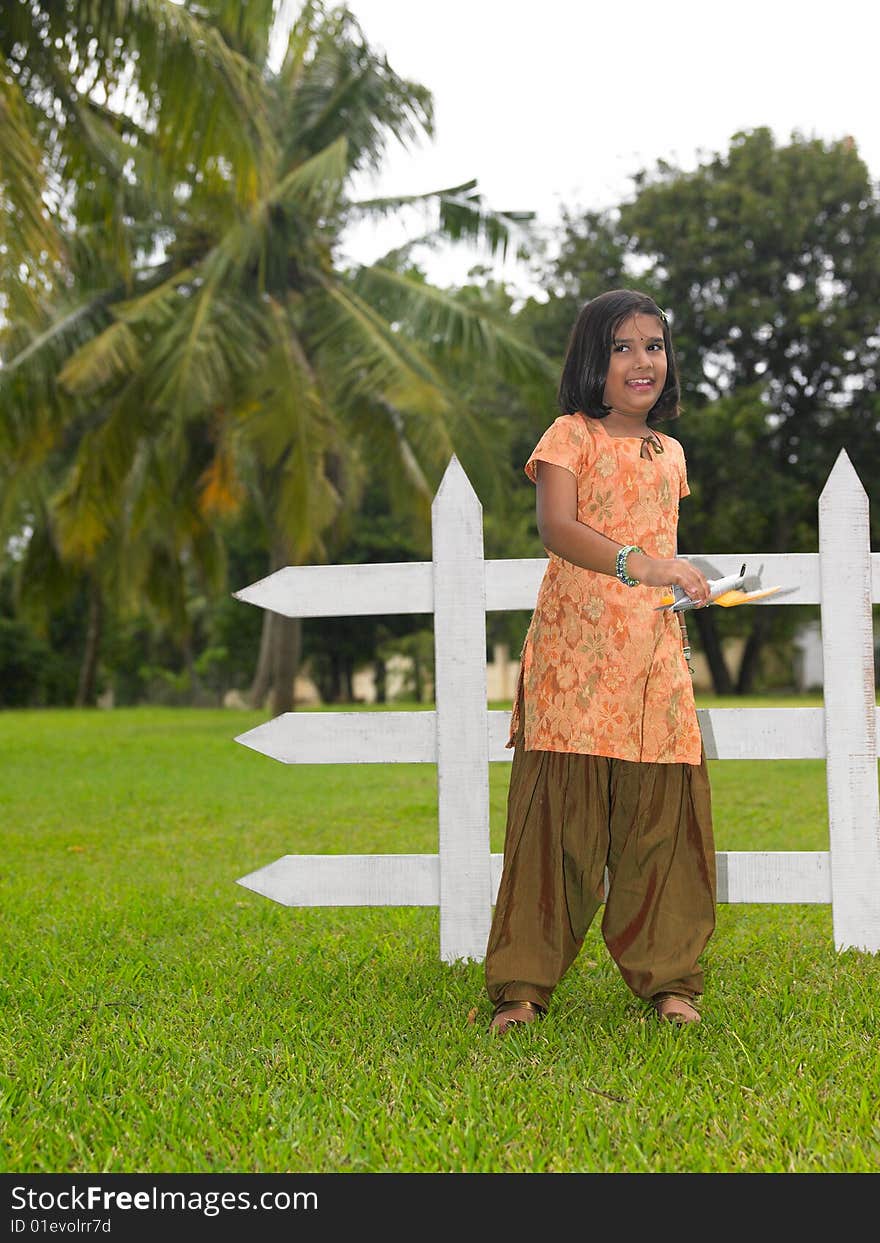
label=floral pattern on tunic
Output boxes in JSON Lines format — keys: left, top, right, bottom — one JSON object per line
{"left": 507, "top": 412, "right": 702, "bottom": 764}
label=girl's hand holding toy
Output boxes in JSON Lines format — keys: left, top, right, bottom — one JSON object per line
{"left": 624, "top": 549, "right": 712, "bottom": 606}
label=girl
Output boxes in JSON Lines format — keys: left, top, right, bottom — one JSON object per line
{"left": 485, "top": 288, "right": 717, "bottom": 1033}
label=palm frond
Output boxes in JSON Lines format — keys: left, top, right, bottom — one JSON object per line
{"left": 351, "top": 264, "right": 556, "bottom": 383}
{"left": 10, "top": 503, "right": 84, "bottom": 629}
{"left": 52, "top": 389, "right": 144, "bottom": 563}
{"left": 65, "top": 127, "right": 349, "bottom": 417}
{"left": 347, "top": 178, "right": 480, "bottom": 219}
{"left": 126, "top": 0, "right": 278, "bottom": 203}
{"left": 143, "top": 283, "right": 266, "bottom": 419}
{"left": 274, "top": 0, "right": 318, "bottom": 93}
{"left": 349, "top": 178, "right": 536, "bottom": 264}
{"left": 57, "top": 319, "right": 141, "bottom": 396}
{"left": 242, "top": 296, "right": 340, "bottom": 562}
{"left": 74, "top": 92, "right": 179, "bottom": 210}
{"left": 344, "top": 398, "right": 435, "bottom": 535}
{"left": 198, "top": 0, "right": 279, "bottom": 66}
{"left": 55, "top": 266, "right": 192, "bottom": 397}
{"left": 5, "top": 0, "right": 276, "bottom": 207}
{"left": 437, "top": 190, "right": 535, "bottom": 262}
{"left": 312, "top": 277, "right": 451, "bottom": 415}
{"left": 197, "top": 440, "right": 246, "bottom": 520}
{"left": 1, "top": 289, "right": 117, "bottom": 374}
{"left": 271, "top": 134, "right": 349, "bottom": 216}
{"left": 277, "top": 4, "right": 433, "bottom": 174}
{"left": 0, "top": 290, "right": 118, "bottom": 465}
{"left": 111, "top": 268, "right": 196, "bottom": 327}
{"left": 0, "top": 63, "right": 65, "bottom": 321}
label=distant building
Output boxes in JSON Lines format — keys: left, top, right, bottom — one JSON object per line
{"left": 792, "top": 621, "right": 823, "bottom": 692}
{"left": 226, "top": 620, "right": 875, "bottom": 708}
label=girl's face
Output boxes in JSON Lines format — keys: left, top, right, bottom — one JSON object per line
{"left": 602, "top": 314, "right": 668, "bottom": 420}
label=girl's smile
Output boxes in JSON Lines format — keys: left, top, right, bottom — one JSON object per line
{"left": 601, "top": 313, "right": 668, "bottom": 433}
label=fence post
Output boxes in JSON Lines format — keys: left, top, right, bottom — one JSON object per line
{"left": 818, "top": 450, "right": 880, "bottom": 952}
{"left": 432, "top": 457, "right": 492, "bottom": 962}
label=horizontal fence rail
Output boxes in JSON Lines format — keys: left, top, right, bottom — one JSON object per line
{"left": 237, "top": 706, "right": 872, "bottom": 765}
{"left": 235, "top": 450, "right": 880, "bottom": 960}
{"left": 232, "top": 554, "right": 879, "bottom": 616}
{"left": 238, "top": 849, "right": 833, "bottom": 908}
{"left": 235, "top": 552, "right": 880, "bottom": 618}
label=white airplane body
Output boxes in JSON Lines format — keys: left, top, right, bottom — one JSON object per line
{"left": 656, "top": 564, "right": 783, "bottom": 612}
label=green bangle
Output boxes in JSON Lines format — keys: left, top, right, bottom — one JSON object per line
{"left": 616, "top": 544, "right": 643, "bottom": 587}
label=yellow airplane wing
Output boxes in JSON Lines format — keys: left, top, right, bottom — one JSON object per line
{"left": 713, "top": 586, "right": 783, "bottom": 607}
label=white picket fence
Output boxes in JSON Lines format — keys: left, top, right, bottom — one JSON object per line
{"left": 234, "top": 450, "right": 880, "bottom": 962}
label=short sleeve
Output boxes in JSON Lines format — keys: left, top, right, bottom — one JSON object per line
{"left": 524, "top": 415, "right": 588, "bottom": 484}
{"left": 679, "top": 447, "right": 690, "bottom": 499}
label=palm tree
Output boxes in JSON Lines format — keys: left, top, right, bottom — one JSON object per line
{"left": 1, "top": 0, "right": 280, "bottom": 700}
{"left": 2, "top": 2, "right": 554, "bottom": 711}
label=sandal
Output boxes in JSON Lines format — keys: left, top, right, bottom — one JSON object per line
{"left": 652, "top": 993, "right": 701, "bottom": 1024}
{"left": 488, "top": 999, "right": 546, "bottom": 1034}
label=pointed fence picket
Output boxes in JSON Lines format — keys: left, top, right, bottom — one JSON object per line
{"left": 234, "top": 450, "right": 880, "bottom": 962}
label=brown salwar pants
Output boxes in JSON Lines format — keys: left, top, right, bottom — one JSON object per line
{"left": 485, "top": 695, "right": 716, "bottom": 1014}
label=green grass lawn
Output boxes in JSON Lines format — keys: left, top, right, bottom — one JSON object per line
{"left": 2, "top": 698, "right": 879, "bottom": 1173}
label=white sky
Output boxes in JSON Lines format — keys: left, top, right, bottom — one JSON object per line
{"left": 294, "top": 0, "right": 880, "bottom": 299}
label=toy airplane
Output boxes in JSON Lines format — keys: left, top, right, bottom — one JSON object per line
{"left": 656, "top": 564, "right": 783, "bottom": 612}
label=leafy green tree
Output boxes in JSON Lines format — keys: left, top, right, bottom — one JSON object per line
{"left": 540, "top": 128, "right": 880, "bottom": 692}
{"left": 622, "top": 128, "right": 880, "bottom": 692}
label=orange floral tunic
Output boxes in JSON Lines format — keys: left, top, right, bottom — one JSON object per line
{"left": 507, "top": 412, "right": 703, "bottom": 765}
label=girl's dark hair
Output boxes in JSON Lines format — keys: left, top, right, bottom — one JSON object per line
{"left": 557, "top": 288, "right": 681, "bottom": 424}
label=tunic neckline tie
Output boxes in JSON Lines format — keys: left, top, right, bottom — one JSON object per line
{"left": 640, "top": 432, "right": 665, "bottom": 461}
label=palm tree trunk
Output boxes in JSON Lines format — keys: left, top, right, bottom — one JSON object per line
{"left": 249, "top": 535, "right": 303, "bottom": 714}
{"left": 249, "top": 610, "right": 275, "bottom": 708}
{"left": 181, "top": 629, "right": 196, "bottom": 703}
{"left": 736, "top": 609, "right": 769, "bottom": 694}
{"left": 250, "top": 604, "right": 303, "bottom": 712}
{"left": 249, "top": 604, "right": 303, "bottom": 713}
{"left": 75, "top": 576, "right": 103, "bottom": 706}
{"left": 733, "top": 520, "right": 793, "bottom": 695}
{"left": 374, "top": 655, "right": 386, "bottom": 703}
{"left": 270, "top": 614, "right": 301, "bottom": 715}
